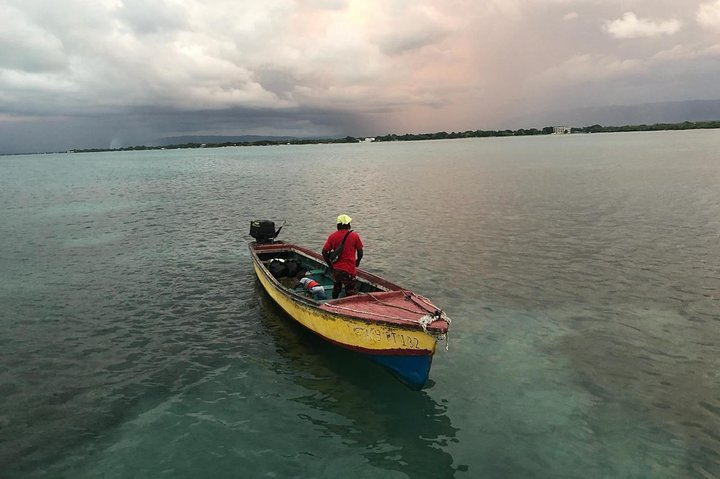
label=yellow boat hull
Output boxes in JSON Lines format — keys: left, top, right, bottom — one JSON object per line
{"left": 254, "top": 263, "right": 438, "bottom": 355}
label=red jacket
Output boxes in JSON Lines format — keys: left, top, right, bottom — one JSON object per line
{"left": 323, "top": 230, "right": 363, "bottom": 275}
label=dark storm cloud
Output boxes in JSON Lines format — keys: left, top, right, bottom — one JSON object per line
{"left": 0, "top": 106, "right": 372, "bottom": 154}
{"left": 2, "top": 0, "right": 720, "bottom": 153}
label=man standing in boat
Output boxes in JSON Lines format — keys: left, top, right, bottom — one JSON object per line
{"left": 322, "top": 214, "right": 364, "bottom": 299}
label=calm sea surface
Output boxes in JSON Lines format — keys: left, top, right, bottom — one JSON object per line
{"left": 1, "top": 131, "right": 719, "bottom": 478}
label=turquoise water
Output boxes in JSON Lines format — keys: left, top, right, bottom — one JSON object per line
{"left": 1, "top": 131, "right": 719, "bottom": 478}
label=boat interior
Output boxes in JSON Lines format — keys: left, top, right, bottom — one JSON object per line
{"left": 256, "top": 249, "right": 386, "bottom": 302}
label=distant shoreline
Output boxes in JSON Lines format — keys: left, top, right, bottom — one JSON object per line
{"left": 5, "top": 120, "right": 720, "bottom": 156}
{"left": 75, "top": 120, "right": 720, "bottom": 154}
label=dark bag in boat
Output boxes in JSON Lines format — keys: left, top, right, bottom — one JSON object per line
{"left": 268, "top": 259, "right": 286, "bottom": 278}
{"left": 328, "top": 230, "right": 352, "bottom": 264}
{"left": 268, "top": 258, "right": 301, "bottom": 278}
{"left": 284, "top": 259, "right": 300, "bottom": 277}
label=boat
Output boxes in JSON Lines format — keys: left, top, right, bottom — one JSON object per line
{"left": 248, "top": 220, "right": 451, "bottom": 389}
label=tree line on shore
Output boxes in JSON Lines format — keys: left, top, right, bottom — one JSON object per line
{"left": 74, "top": 120, "right": 720, "bottom": 153}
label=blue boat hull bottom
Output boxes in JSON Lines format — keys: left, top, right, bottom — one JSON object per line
{"left": 369, "top": 353, "right": 434, "bottom": 390}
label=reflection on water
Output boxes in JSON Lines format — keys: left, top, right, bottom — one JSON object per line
{"left": 255, "top": 285, "right": 464, "bottom": 478}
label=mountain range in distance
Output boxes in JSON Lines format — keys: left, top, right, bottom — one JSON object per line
{"left": 511, "top": 99, "right": 720, "bottom": 129}
{"left": 150, "top": 135, "right": 314, "bottom": 146}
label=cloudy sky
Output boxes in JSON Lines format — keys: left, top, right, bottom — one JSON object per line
{"left": 2, "top": 0, "right": 720, "bottom": 153}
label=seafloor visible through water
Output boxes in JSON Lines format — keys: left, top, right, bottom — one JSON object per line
{"left": 1, "top": 130, "right": 719, "bottom": 478}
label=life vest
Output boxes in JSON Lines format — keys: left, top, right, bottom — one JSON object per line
{"left": 305, "top": 279, "right": 320, "bottom": 290}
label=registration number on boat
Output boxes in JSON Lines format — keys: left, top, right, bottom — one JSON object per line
{"left": 352, "top": 326, "right": 420, "bottom": 349}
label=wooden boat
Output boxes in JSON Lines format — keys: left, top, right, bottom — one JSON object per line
{"left": 249, "top": 220, "right": 450, "bottom": 389}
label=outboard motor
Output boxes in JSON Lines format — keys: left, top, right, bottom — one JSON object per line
{"left": 250, "top": 220, "right": 281, "bottom": 243}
